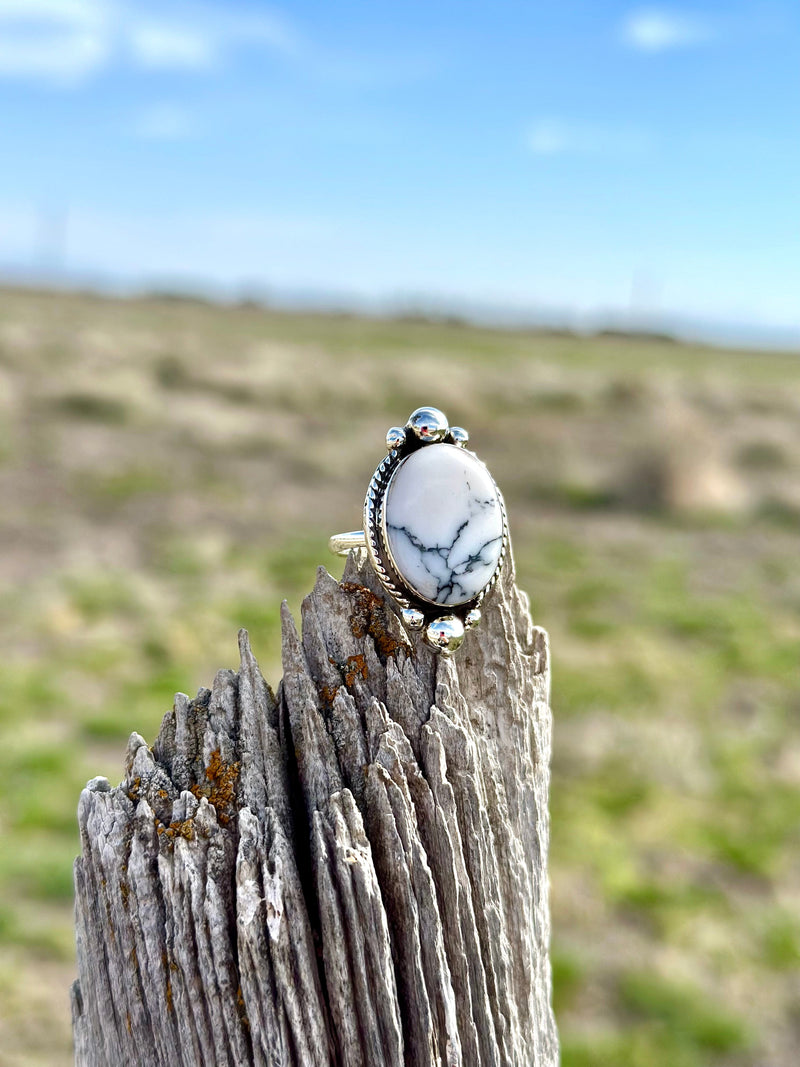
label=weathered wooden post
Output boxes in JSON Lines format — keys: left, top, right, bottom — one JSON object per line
{"left": 71, "top": 549, "right": 558, "bottom": 1065}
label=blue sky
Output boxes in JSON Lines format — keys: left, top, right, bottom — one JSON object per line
{"left": 0, "top": 1, "right": 798, "bottom": 341}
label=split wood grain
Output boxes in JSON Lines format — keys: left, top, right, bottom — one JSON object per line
{"left": 72, "top": 550, "right": 558, "bottom": 1066}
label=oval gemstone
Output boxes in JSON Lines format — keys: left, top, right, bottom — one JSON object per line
{"left": 384, "top": 443, "right": 504, "bottom": 606}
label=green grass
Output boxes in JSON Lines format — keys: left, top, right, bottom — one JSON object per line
{"left": 0, "top": 285, "right": 799, "bottom": 1064}
{"left": 620, "top": 972, "right": 751, "bottom": 1055}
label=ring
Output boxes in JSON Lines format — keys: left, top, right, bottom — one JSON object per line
{"left": 329, "top": 406, "right": 508, "bottom": 655}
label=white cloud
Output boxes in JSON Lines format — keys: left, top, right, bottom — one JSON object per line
{"left": 526, "top": 118, "right": 652, "bottom": 157}
{"left": 0, "top": 0, "right": 111, "bottom": 82}
{"left": 0, "top": 0, "right": 298, "bottom": 83}
{"left": 134, "top": 102, "right": 195, "bottom": 140}
{"left": 126, "top": 7, "right": 300, "bottom": 69}
{"left": 128, "top": 24, "right": 215, "bottom": 70}
{"left": 0, "top": 0, "right": 429, "bottom": 90}
{"left": 621, "top": 8, "right": 712, "bottom": 51}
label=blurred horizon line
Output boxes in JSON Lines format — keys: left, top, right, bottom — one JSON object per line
{"left": 2, "top": 268, "right": 799, "bottom": 355}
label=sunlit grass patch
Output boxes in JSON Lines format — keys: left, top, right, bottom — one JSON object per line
{"left": 619, "top": 971, "right": 752, "bottom": 1055}
{"left": 761, "top": 911, "right": 800, "bottom": 970}
{"left": 75, "top": 465, "right": 172, "bottom": 506}
{"left": 696, "top": 780, "right": 800, "bottom": 879}
{"left": 0, "top": 834, "right": 77, "bottom": 903}
{"left": 551, "top": 949, "right": 586, "bottom": 1016}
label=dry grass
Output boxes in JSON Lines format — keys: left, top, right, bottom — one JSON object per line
{"left": 1, "top": 287, "right": 799, "bottom": 1065}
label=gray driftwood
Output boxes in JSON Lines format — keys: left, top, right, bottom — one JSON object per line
{"left": 71, "top": 550, "right": 558, "bottom": 1066}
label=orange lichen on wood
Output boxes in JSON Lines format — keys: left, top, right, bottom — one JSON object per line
{"left": 161, "top": 952, "right": 177, "bottom": 1012}
{"left": 236, "top": 985, "right": 250, "bottom": 1031}
{"left": 340, "top": 581, "right": 406, "bottom": 658}
{"left": 327, "top": 652, "right": 368, "bottom": 688}
{"left": 155, "top": 818, "right": 195, "bottom": 841}
{"left": 190, "top": 749, "right": 240, "bottom": 826}
{"left": 318, "top": 683, "right": 341, "bottom": 709}
{"left": 343, "top": 653, "right": 368, "bottom": 687}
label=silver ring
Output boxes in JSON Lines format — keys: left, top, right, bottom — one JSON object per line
{"left": 329, "top": 531, "right": 367, "bottom": 556}
{"left": 330, "top": 406, "right": 508, "bottom": 655}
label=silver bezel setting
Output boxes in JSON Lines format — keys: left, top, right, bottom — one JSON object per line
{"left": 363, "top": 408, "right": 508, "bottom": 654}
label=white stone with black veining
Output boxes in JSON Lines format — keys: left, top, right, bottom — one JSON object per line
{"left": 384, "top": 443, "right": 504, "bottom": 606}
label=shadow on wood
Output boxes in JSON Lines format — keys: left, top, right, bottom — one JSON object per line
{"left": 72, "top": 550, "right": 558, "bottom": 1066}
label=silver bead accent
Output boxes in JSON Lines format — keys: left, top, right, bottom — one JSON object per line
{"left": 425, "top": 615, "right": 465, "bottom": 654}
{"left": 450, "top": 426, "right": 469, "bottom": 447}
{"left": 406, "top": 407, "right": 448, "bottom": 444}
{"left": 401, "top": 607, "right": 425, "bottom": 631}
{"left": 464, "top": 608, "right": 481, "bottom": 629}
{"left": 386, "top": 426, "right": 406, "bottom": 452}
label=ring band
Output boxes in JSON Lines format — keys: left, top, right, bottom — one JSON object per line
{"left": 328, "top": 530, "right": 367, "bottom": 556}
{"left": 329, "top": 406, "right": 508, "bottom": 655}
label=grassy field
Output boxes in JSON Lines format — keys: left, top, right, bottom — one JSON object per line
{"left": 0, "top": 287, "right": 798, "bottom": 1065}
